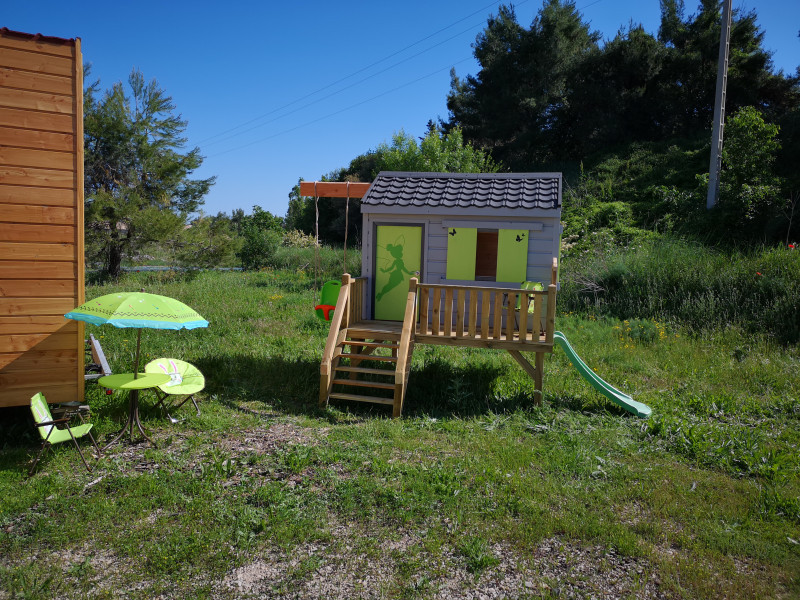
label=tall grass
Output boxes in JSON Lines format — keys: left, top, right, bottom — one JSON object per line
{"left": 560, "top": 238, "right": 800, "bottom": 343}
{"left": 269, "top": 245, "right": 361, "bottom": 279}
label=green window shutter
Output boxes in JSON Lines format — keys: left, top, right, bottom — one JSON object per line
{"left": 446, "top": 227, "right": 477, "bottom": 280}
{"left": 496, "top": 229, "right": 528, "bottom": 282}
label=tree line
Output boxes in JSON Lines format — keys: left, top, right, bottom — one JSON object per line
{"left": 83, "top": 0, "right": 799, "bottom": 278}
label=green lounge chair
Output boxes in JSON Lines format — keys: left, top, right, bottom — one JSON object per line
{"left": 29, "top": 392, "right": 101, "bottom": 476}
{"left": 315, "top": 280, "right": 341, "bottom": 321}
{"left": 144, "top": 358, "right": 205, "bottom": 421}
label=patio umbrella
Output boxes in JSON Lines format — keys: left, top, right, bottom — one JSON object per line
{"left": 65, "top": 291, "right": 209, "bottom": 378}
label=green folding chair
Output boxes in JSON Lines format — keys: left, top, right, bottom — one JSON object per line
{"left": 144, "top": 358, "right": 205, "bottom": 421}
{"left": 29, "top": 392, "right": 101, "bottom": 476}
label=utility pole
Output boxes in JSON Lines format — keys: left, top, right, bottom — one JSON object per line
{"left": 706, "top": 0, "right": 733, "bottom": 210}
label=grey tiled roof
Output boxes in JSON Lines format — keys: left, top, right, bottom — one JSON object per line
{"left": 362, "top": 172, "right": 561, "bottom": 210}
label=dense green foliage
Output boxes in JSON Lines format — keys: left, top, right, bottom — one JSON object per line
{"left": 445, "top": 0, "right": 797, "bottom": 166}
{"left": 84, "top": 70, "right": 215, "bottom": 278}
{"left": 235, "top": 206, "right": 286, "bottom": 270}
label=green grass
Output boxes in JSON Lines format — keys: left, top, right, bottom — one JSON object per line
{"left": 1, "top": 267, "right": 798, "bottom": 599}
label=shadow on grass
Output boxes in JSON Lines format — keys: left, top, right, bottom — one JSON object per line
{"left": 195, "top": 351, "right": 635, "bottom": 421}
{"left": 194, "top": 353, "right": 538, "bottom": 420}
{"left": 546, "top": 392, "right": 634, "bottom": 418}
{"left": 194, "top": 354, "right": 322, "bottom": 417}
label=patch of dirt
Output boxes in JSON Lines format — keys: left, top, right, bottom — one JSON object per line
{"left": 215, "top": 423, "right": 325, "bottom": 456}
{"left": 222, "top": 521, "right": 668, "bottom": 599}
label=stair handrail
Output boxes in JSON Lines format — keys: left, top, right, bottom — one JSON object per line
{"left": 320, "top": 273, "right": 352, "bottom": 378}
{"left": 394, "top": 277, "right": 418, "bottom": 388}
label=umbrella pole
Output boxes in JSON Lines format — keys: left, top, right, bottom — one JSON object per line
{"left": 133, "top": 328, "right": 142, "bottom": 379}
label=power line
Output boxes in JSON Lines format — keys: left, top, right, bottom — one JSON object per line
{"left": 208, "top": 57, "right": 475, "bottom": 159}
{"left": 204, "top": 0, "right": 607, "bottom": 159}
{"left": 196, "top": 0, "right": 526, "bottom": 146}
{"left": 202, "top": 19, "right": 493, "bottom": 149}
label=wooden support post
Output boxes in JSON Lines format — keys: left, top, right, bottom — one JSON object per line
{"left": 432, "top": 288, "right": 441, "bottom": 336}
{"left": 508, "top": 350, "right": 545, "bottom": 406}
{"left": 393, "top": 277, "right": 418, "bottom": 418}
{"left": 444, "top": 288, "right": 453, "bottom": 337}
{"left": 520, "top": 292, "right": 529, "bottom": 342}
{"left": 319, "top": 368, "right": 330, "bottom": 407}
{"left": 493, "top": 291, "right": 503, "bottom": 339}
{"left": 534, "top": 352, "right": 544, "bottom": 405}
{"left": 533, "top": 293, "right": 542, "bottom": 340}
{"left": 546, "top": 283, "right": 557, "bottom": 344}
{"left": 455, "top": 289, "right": 465, "bottom": 337}
{"left": 506, "top": 292, "right": 516, "bottom": 341}
{"left": 480, "top": 290, "right": 490, "bottom": 338}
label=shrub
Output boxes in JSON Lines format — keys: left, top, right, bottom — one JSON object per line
{"left": 237, "top": 226, "right": 282, "bottom": 271}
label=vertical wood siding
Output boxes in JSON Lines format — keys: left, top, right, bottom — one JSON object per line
{"left": 0, "top": 31, "right": 84, "bottom": 407}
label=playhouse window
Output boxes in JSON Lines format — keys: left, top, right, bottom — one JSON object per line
{"left": 446, "top": 226, "right": 529, "bottom": 282}
{"left": 475, "top": 230, "right": 498, "bottom": 280}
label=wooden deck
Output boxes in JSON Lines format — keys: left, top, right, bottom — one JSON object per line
{"left": 320, "top": 259, "right": 559, "bottom": 416}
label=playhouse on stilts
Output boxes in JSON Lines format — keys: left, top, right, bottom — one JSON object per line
{"left": 302, "top": 171, "right": 563, "bottom": 417}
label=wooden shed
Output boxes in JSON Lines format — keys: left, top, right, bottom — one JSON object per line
{"left": 313, "top": 171, "right": 563, "bottom": 417}
{"left": 0, "top": 29, "right": 85, "bottom": 408}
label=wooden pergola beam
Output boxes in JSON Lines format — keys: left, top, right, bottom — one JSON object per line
{"left": 299, "top": 181, "right": 371, "bottom": 199}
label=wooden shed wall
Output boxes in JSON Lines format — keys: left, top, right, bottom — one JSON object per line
{"left": 0, "top": 31, "right": 85, "bottom": 408}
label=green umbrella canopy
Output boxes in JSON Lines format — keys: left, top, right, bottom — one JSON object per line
{"left": 65, "top": 292, "right": 208, "bottom": 377}
{"left": 65, "top": 292, "right": 208, "bottom": 330}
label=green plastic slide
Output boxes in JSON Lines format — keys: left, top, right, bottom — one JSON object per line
{"left": 553, "top": 331, "right": 651, "bottom": 418}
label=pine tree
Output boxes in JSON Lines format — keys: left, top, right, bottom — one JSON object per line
{"left": 84, "top": 70, "right": 215, "bottom": 278}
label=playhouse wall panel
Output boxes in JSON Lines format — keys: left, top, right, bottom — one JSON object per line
{"left": 0, "top": 30, "right": 84, "bottom": 408}
{"left": 362, "top": 209, "right": 560, "bottom": 320}
{"left": 0, "top": 241, "right": 74, "bottom": 261}
{"left": 0, "top": 185, "right": 74, "bottom": 206}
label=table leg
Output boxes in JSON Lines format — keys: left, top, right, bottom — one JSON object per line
{"left": 102, "top": 399, "right": 133, "bottom": 450}
{"left": 102, "top": 389, "right": 156, "bottom": 450}
{"left": 130, "top": 390, "right": 154, "bottom": 446}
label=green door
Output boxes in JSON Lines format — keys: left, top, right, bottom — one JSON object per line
{"left": 374, "top": 225, "right": 423, "bottom": 321}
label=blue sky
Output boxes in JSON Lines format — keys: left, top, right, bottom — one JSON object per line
{"left": 5, "top": 0, "right": 799, "bottom": 218}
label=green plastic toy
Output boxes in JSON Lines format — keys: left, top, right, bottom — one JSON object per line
{"left": 315, "top": 281, "right": 342, "bottom": 321}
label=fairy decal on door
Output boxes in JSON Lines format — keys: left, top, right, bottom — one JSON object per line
{"left": 374, "top": 225, "right": 422, "bottom": 320}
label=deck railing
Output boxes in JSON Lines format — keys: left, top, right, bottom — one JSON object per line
{"left": 415, "top": 282, "right": 556, "bottom": 345}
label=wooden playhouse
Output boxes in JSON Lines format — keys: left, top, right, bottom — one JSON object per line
{"left": 0, "top": 29, "right": 85, "bottom": 408}
{"left": 304, "top": 171, "right": 563, "bottom": 416}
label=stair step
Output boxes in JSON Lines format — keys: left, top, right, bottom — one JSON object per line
{"left": 329, "top": 392, "right": 394, "bottom": 406}
{"left": 345, "top": 340, "right": 399, "bottom": 349}
{"left": 339, "top": 352, "right": 397, "bottom": 363}
{"left": 335, "top": 365, "right": 395, "bottom": 376}
{"left": 332, "top": 379, "right": 395, "bottom": 390}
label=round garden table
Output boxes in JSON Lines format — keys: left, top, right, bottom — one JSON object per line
{"left": 99, "top": 373, "right": 171, "bottom": 449}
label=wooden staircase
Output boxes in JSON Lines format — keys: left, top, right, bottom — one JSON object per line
{"left": 326, "top": 324, "right": 411, "bottom": 416}
{"left": 319, "top": 278, "right": 416, "bottom": 417}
